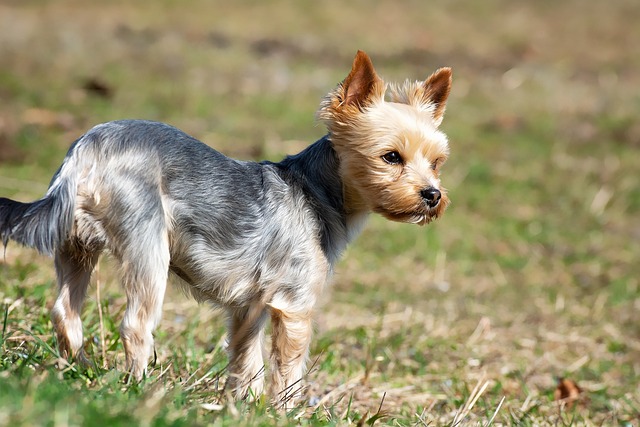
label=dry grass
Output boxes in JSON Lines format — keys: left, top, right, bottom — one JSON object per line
{"left": 1, "top": 0, "right": 639, "bottom": 425}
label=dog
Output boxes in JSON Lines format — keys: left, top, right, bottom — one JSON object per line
{"left": 0, "top": 50, "right": 452, "bottom": 405}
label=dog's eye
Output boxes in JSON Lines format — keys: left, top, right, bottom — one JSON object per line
{"left": 431, "top": 158, "right": 444, "bottom": 170}
{"left": 382, "top": 151, "right": 403, "bottom": 165}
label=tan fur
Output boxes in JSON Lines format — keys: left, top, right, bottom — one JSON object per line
{"left": 318, "top": 51, "right": 452, "bottom": 226}
{"left": 51, "top": 242, "right": 99, "bottom": 365}
{"left": 268, "top": 306, "right": 313, "bottom": 409}
{"left": 225, "top": 303, "right": 268, "bottom": 399}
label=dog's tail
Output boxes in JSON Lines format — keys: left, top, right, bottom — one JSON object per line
{"left": 0, "top": 150, "right": 79, "bottom": 256}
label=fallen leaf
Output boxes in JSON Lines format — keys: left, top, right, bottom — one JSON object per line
{"left": 554, "top": 377, "right": 582, "bottom": 409}
{"left": 82, "top": 77, "right": 114, "bottom": 99}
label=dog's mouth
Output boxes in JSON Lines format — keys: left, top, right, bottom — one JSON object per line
{"left": 375, "top": 193, "right": 450, "bottom": 226}
{"left": 376, "top": 206, "right": 439, "bottom": 226}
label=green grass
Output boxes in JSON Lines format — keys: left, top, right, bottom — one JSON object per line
{"left": 1, "top": 0, "right": 639, "bottom": 425}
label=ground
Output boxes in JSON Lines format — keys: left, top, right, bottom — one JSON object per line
{"left": 0, "top": 0, "right": 638, "bottom": 425}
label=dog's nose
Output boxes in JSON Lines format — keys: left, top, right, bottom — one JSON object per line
{"left": 421, "top": 187, "right": 441, "bottom": 207}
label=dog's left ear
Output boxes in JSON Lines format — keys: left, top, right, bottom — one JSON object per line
{"left": 422, "top": 67, "right": 452, "bottom": 127}
{"left": 341, "top": 50, "right": 384, "bottom": 109}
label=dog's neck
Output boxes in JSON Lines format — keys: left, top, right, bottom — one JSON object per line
{"left": 273, "top": 135, "right": 369, "bottom": 265}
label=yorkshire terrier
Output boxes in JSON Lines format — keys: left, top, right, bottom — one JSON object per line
{"left": 0, "top": 51, "right": 452, "bottom": 405}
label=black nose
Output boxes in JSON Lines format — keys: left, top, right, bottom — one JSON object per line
{"left": 421, "top": 187, "right": 441, "bottom": 207}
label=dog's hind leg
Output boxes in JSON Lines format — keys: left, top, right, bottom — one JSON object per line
{"left": 51, "top": 242, "right": 100, "bottom": 364}
{"left": 118, "top": 225, "right": 170, "bottom": 381}
{"left": 225, "top": 303, "right": 268, "bottom": 400}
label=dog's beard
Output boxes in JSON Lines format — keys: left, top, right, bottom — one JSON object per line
{"left": 376, "top": 207, "right": 438, "bottom": 226}
{"left": 375, "top": 191, "right": 450, "bottom": 226}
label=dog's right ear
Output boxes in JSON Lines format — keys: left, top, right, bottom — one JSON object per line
{"left": 340, "top": 51, "right": 384, "bottom": 109}
{"left": 317, "top": 51, "right": 385, "bottom": 131}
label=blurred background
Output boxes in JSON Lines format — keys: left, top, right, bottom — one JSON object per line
{"left": 0, "top": 0, "right": 638, "bottom": 424}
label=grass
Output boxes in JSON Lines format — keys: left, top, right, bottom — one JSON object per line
{"left": 1, "top": 0, "right": 639, "bottom": 425}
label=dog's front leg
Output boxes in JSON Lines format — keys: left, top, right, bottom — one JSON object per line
{"left": 268, "top": 304, "right": 313, "bottom": 409}
{"left": 225, "top": 303, "right": 268, "bottom": 400}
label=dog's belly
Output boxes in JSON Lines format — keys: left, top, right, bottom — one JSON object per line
{"left": 166, "top": 224, "right": 330, "bottom": 308}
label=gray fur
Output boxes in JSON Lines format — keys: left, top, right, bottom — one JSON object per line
{"left": 0, "top": 119, "right": 358, "bottom": 398}
{"left": 1, "top": 120, "right": 352, "bottom": 280}
{"left": 0, "top": 152, "right": 77, "bottom": 255}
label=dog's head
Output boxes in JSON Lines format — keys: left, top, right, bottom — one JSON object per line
{"left": 318, "top": 50, "right": 452, "bottom": 225}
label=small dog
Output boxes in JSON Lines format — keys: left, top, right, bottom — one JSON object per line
{"left": 0, "top": 51, "right": 451, "bottom": 404}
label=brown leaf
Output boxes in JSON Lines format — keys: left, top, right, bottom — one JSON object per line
{"left": 553, "top": 377, "right": 582, "bottom": 409}
{"left": 82, "top": 78, "right": 114, "bottom": 99}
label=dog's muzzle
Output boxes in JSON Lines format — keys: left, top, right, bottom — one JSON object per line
{"left": 420, "top": 187, "right": 441, "bottom": 208}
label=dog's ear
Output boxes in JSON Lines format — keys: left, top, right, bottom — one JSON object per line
{"left": 341, "top": 50, "right": 384, "bottom": 109}
{"left": 422, "top": 67, "right": 452, "bottom": 127}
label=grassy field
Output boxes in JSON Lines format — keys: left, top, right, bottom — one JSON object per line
{"left": 1, "top": 0, "right": 639, "bottom": 425}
